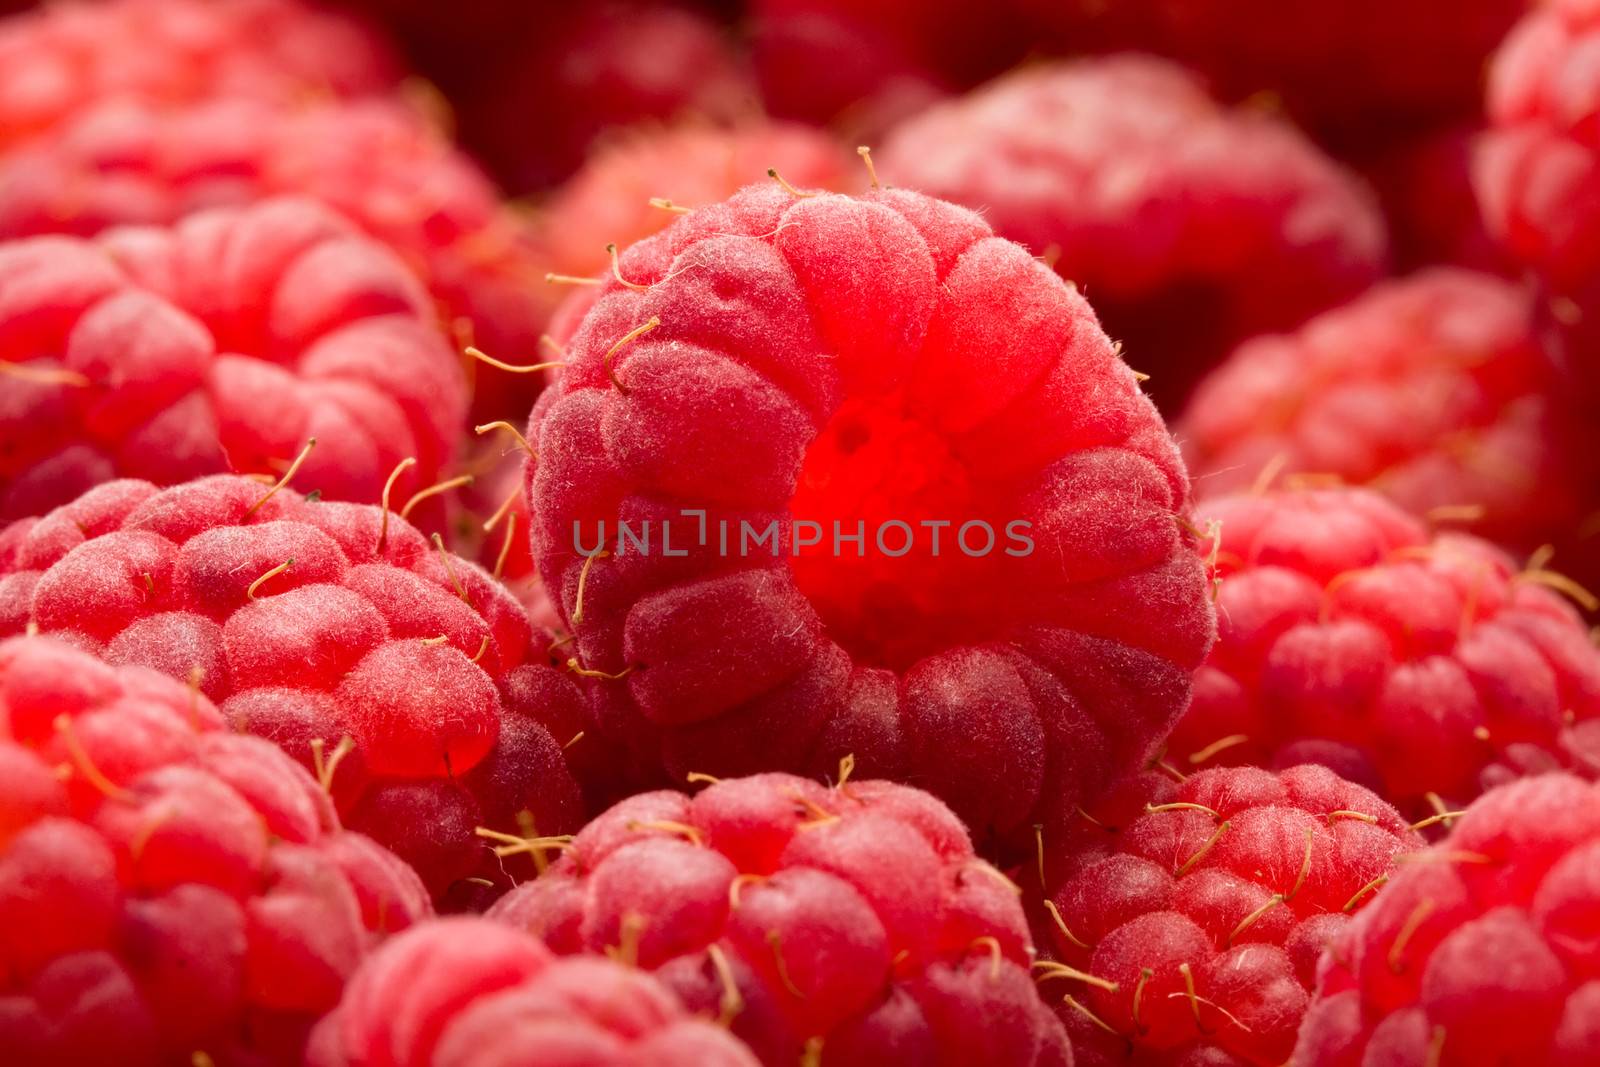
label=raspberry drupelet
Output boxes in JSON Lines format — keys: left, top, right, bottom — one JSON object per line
{"left": 487, "top": 769, "right": 1071, "bottom": 1067}
{"left": 308, "top": 917, "right": 761, "bottom": 1067}
{"left": 0, "top": 474, "right": 584, "bottom": 901}
{"left": 1296, "top": 772, "right": 1600, "bottom": 1067}
{"left": 877, "top": 56, "right": 1387, "bottom": 410}
{"left": 1168, "top": 487, "right": 1600, "bottom": 817}
{"left": 523, "top": 179, "right": 1215, "bottom": 841}
{"left": 1180, "top": 269, "right": 1599, "bottom": 557}
{"left": 0, "top": 196, "right": 467, "bottom": 524}
{"left": 0, "top": 0, "right": 400, "bottom": 152}
{"left": 0, "top": 634, "right": 431, "bottom": 1065}
{"left": 0, "top": 96, "right": 549, "bottom": 421}
{"left": 1033, "top": 763, "right": 1419, "bottom": 1066}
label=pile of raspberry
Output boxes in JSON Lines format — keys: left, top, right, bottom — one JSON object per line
{"left": 878, "top": 56, "right": 1387, "bottom": 407}
{"left": 0, "top": 634, "right": 431, "bottom": 1064}
{"left": 488, "top": 769, "right": 1071, "bottom": 1066}
{"left": 1035, "top": 763, "right": 1419, "bottom": 1066}
{"left": 1297, "top": 772, "right": 1600, "bottom": 1065}
{"left": 0, "top": 196, "right": 466, "bottom": 524}
{"left": 0, "top": 96, "right": 547, "bottom": 418}
{"left": 0, "top": 474, "right": 585, "bottom": 900}
{"left": 525, "top": 181, "right": 1215, "bottom": 839}
{"left": 1180, "top": 269, "right": 1600, "bottom": 555}
{"left": 0, "top": 0, "right": 398, "bottom": 150}
{"left": 309, "top": 917, "right": 761, "bottom": 1067}
{"left": 1167, "top": 487, "right": 1600, "bottom": 816}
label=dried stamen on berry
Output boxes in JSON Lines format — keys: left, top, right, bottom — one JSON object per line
{"left": 572, "top": 550, "right": 610, "bottom": 625}
{"left": 246, "top": 437, "right": 316, "bottom": 516}
{"left": 544, "top": 272, "right": 602, "bottom": 287}
{"left": 474, "top": 826, "right": 576, "bottom": 861}
{"left": 766, "top": 167, "right": 815, "bottom": 198}
{"left": 466, "top": 345, "right": 566, "bottom": 375}
{"left": 968, "top": 936, "right": 1003, "bottom": 980}
{"left": 246, "top": 558, "right": 294, "bottom": 601}
{"left": 648, "top": 197, "right": 692, "bottom": 215}
{"left": 492, "top": 512, "right": 518, "bottom": 582}
{"left": 1228, "top": 894, "right": 1285, "bottom": 946}
{"left": 728, "top": 873, "right": 766, "bottom": 910}
{"left": 0, "top": 360, "right": 92, "bottom": 387}
{"left": 1386, "top": 898, "right": 1437, "bottom": 973}
{"left": 308, "top": 735, "right": 355, "bottom": 794}
{"left": 602, "top": 316, "right": 660, "bottom": 394}
{"left": 53, "top": 713, "right": 129, "bottom": 799}
{"left": 377, "top": 456, "right": 418, "bottom": 553}
{"left": 1343, "top": 873, "right": 1389, "bottom": 912}
{"left": 1146, "top": 801, "right": 1222, "bottom": 818}
{"left": 565, "top": 657, "right": 634, "bottom": 681}
{"left": 401, "top": 474, "right": 473, "bottom": 521}
{"left": 856, "top": 145, "right": 880, "bottom": 189}
{"left": 766, "top": 930, "right": 804, "bottom": 998}
{"left": 1187, "top": 735, "right": 1248, "bottom": 765}
{"left": 430, "top": 533, "right": 472, "bottom": 605}
{"left": 475, "top": 420, "right": 534, "bottom": 457}
{"left": 1033, "top": 960, "right": 1119, "bottom": 993}
{"left": 626, "top": 819, "right": 705, "bottom": 846}
{"left": 1288, "top": 825, "right": 1315, "bottom": 900}
{"left": 1043, "top": 899, "right": 1091, "bottom": 949}
{"left": 1131, "top": 967, "right": 1154, "bottom": 1033}
{"left": 706, "top": 944, "right": 743, "bottom": 1026}
{"left": 1177, "top": 820, "right": 1230, "bottom": 877}
{"left": 606, "top": 243, "right": 649, "bottom": 291}
{"left": 1062, "top": 994, "right": 1124, "bottom": 1038}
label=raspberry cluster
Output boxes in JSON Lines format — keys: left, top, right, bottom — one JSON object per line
{"left": 878, "top": 56, "right": 1387, "bottom": 406}
{"left": 525, "top": 181, "right": 1214, "bottom": 837}
{"left": 0, "top": 634, "right": 430, "bottom": 1064}
{"left": 0, "top": 196, "right": 466, "bottom": 524}
{"left": 488, "top": 770, "right": 1071, "bottom": 1066}
{"left": 0, "top": 475, "right": 584, "bottom": 899}
{"left": 1168, "top": 488, "right": 1600, "bottom": 815}
{"left": 1296, "top": 772, "right": 1600, "bottom": 1066}
{"left": 1035, "top": 763, "right": 1419, "bottom": 1066}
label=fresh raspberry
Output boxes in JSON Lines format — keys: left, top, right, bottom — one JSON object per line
{"left": 1148, "top": 0, "right": 1525, "bottom": 142}
{"left": 0, "top": 0, "right": 399, "bottom": 151}
{"left": 1363, "top": 126, "right": 1512, "bottom": 275}
{"left": 1479, "top": 0, "right": 1600, "bottom": 390}
{"left": 877, "top": 57, "right": 1387, "bottom": 408}
{"left": 1033, "top": 763, "right": 1418, "bottom": 1066}
{"left": 454, "top": 1, "right": 756, "bottom": 194}
{"left": 1180, "top": 269, "right": 1598, "bottom": 556}
{"left": 1295, "top": 772, "right": 1600, "bottom": 1067}
{"left": 0, "top": 634, "right": 431, "bottom": 1065}
{"left": 536, "top": 121, "right": 855, "bottom": 287}
{"left": 0, "top": 196, "right": 466, "bottom": 525}
{"left": 0, "top": 96, "right": 548, "bottom": 420}
{"left": 1166, "top": 487, "right": 1600, "bottom": 816}
{"left": 308, "top": 916, "right": 761, "bottom": 1067}
{"left": 487, "top": 770, "right": 1071, "bottom": 1066}
{"left": 0, "top": 474, "right": 585, "bottom": 899}
{"left": 524, "top": 181, "right": 1214, "bottom": 837}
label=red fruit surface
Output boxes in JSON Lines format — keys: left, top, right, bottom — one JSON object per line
{"left": 1167, "top": 487, "right": 1600, "bottom": 815}
{"left": 0, "top": 96, "right": 548, "bottom": 420}
{"left": 1479, "top": 0, "right": 1600, "bottom": 391}
{"left": 1034, "top": 763, "right": 1418, "bottom": 1066}
{"left": 488, "top": 771, "right": 1071, "bottom": 1066}
{"left": 1296, "top": 772, "right": 1600, "bottom": 1067}
{"left": 0, "top": 196, "right": 466, "bottom": 524}
{"left": 0, "top": 474, "right": 585, "bottom": 899}
{"left": 0, "top": 0, "right": 399, "bottom": 151}
{"left": 878, "top": 57, "right": 1387, "bottom": 409}
{"left": 309, "top": 917, "right": 760, "bottom": 1067}
{"left": 1180, "top": 269, "right": 1597, "bottom": 555}
{"left": 1363, "top": 126, "right": 1511, "bottom": 274}
{"left": 0, "top": 634, "right": 430, "bottom": 1065}
{"left": 454, "top": 2, "right": 756, "bottom": 194}
{"left": 536, "top": 120, "right": 855, "bottom": 285}
{"left": 523, "top": 181, "right": 1214, "bottom": 838}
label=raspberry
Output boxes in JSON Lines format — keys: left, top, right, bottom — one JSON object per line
{"left": 536, "top": 121, "right": 855, "bottom": 288}
{"left": 0, "top": 96, "right": 548, "bottom": 420}
{"left": 877, "top": 57, "right": 1386, "bottom": 408}
{"left": 1363, "top": 127, "right": 1510, "bottom": 275}
{"left": 0, "top": 0, "right": 399, "bottom": 151}
{"left": 0, "top": 634, "right": 431, "bottom": 1065}
{"left": 1180, "top": 270, "right": 1599, "bottom": 556}
{"left": 487, "top": 770, "right": 1070, "bottom": 1066}
{"left": 308, "top": 917, "right": 760, "bottom": 1067}
{"left": 1479, "top": 0, "right": 1600, "bottom": 391}
{"left": 454, "top": 2, "right": 755, "bottom": 193}
{"left": 1033, "top": 763, "right": 1419, "bottom": 1067}
{"left": 1295, "top": 772, "right": 1600, "bottom": 1066}
{"left": 1166, "top": 487, "right": 1600, "bottom": 816}
{"left": 0, "top": 196, "right": 466, "bottom": 524}
{"left": 524, "top": 180, "right": 1214, "bottom": 837}
{"left": 0, "top": 474, "right": 585, "bottom": 899}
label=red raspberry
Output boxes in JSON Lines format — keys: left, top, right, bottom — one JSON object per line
{"left": 0, "top": 634, "right": 431, "bottom": 1065}
{"left": 1180, "top": 269, "right": 1599, "bottom": 556}
{"left": 1479, "top": 0, "right": 1600, "bottom": 391}
{"left": 877, "top": 57, "right": 1387, "bottom": 408}
{"left": 0, "top": 474, "right": 585, "bottom": 899}
{"left": 1362, "top": 127, "right": 1511, "bottom": 275}
{"left": 1167, "top": 487, "right": 1600, "bottom": 816}
{"left": 536, "top": 121, "right": 856, "bottom": 287}
{"left": 0, "top": 96, "right": 548, "bottom": 420}
{"left": 0, "top": 0, "right": 399, "bottom": 151}
{"left": 1032, "top": 763, "right": 1418, "bottom": 1066}
{"left": 524, "top": 181, "right": 1214, "bottom": 837}
{"left": 454, "top": 2, "right": 755, "bottom": 194}
{"left": 308, "top": 916, "right": 760, "bottom": 1067}
{"left": 487, "top": 770, "right": 1070, "bottom": 1066}
{"left": 1295, "top": 772, "right": 1600, "bottom": 1066}
{"left": 0, "top": 196, "right": 465, "bottom": 524}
